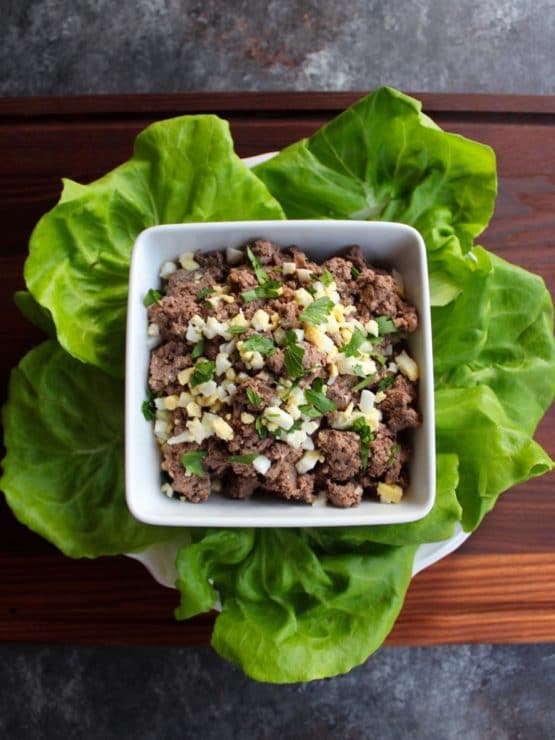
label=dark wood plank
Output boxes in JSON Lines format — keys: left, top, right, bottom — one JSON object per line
{"left": 0, "top": 93, "right": 554, "bottom": 646}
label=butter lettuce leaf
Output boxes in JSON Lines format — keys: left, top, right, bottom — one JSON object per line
{"left": 24, "top": 115, "right": 284, "bottom": 378}
{"left": 176, "top": 528, "right": 416, "bottom": 683}
{"left": 254, "top": 86, "right": 497, "bottom": 305}
{"left": 0, "top": 341, "right": 173, "bottom": 557}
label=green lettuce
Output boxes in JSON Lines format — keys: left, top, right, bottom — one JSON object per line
{"left": 0, "top": 340, "right": 173, "bottom": 557}
{"left": 24, "top": 115, "right": 285, "bottom": 378}
{"left": 175, "top": 528, "right": 416, "bottom": 683}
{"left": 254, "top": 86, "right": 497, "bottom": 305}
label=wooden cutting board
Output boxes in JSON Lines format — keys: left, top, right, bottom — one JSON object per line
{"left": 0, "top": 93, "right": 554, "bottom": 645}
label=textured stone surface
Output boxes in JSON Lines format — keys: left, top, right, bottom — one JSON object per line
{"left": 1, "top": 0, "right": 555, "bottom": 95}
{"left": 1, "top": 643, "right": 554, "bottom": 739}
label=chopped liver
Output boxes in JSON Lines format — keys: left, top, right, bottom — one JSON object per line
{"left": 147, "top": 239, "right": 420, "bottom": 507}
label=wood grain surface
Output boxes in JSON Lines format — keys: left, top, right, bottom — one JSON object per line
{"left": 0, "top": 93, "right": 554, "bottom": 646}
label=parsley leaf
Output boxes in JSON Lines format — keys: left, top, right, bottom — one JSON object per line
{"left": 341, "top": 327, "right": 366, "bottom": 357}
{"left": 371, "top": 352, "right": 386, "bottom": 366}
{"left": 190, "top": 360, "right": 215, "bottom": 387}
{"left": 377, "top": 375, "right": 395, "bottom": 392}
{"left": 284, "top": 342, "right": 305, "bottom": 379}
{"left": 299, "top": 403, "right": 322, "bottom": 419}
{"left": 197, "top": 287, "right": 214, "bottom": 300}
{"left": 228, "top": 325, "right": 248, "bottom": 334}
{"left": 350, "top": 418, "right": 373, "bottom": 470}
{"left": 242, "top": 335, "right": 276, "bottom": 355}
{"left": 228, "top": 453, "right": 260, "bottom": 465}
{"left": 246, "top": 245, "right": 269, "bottom": 285}
{"left": 376, "top": 316, "right": 398, "bottom": 335}
{"left": 241, "top": 280, "right": 282, "bottom": 303}
{"left": 141, "top": 392, "right": 156, "bottom": 421}
{"left": 246, "top": 388, "right": 263, "bottom": 406}
{"left": 254, "top": 416, "right": 267, "bottom": 438}
{"left": 351, "top": 265, "right": 360, "bottom": 279}
{"left": 352, "top": 375, "right": 375, "bottom": 392}
{"left": 181, "top": 450, "right": 208, "bottom": 477}
{"left": 143, "top": 289, "right": 162, "bottom": 307}
{"left": 321, "top": 267, "right": 334, "bottom": 287}
{"left": 304, "top": 384, "right": 336, "bottom": 414}
{"left": 299, "top": 297, "right": 334, "bottom": 325}
{"left": 387, "top": 444, "right": 401, "bottom": 466}
{"left": 191, "top": 337, "right": 205, "bottom": 359}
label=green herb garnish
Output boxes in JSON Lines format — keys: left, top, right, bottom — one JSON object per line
{"left": 304, "top": 382, "right": 337, "bottom": 414}
{"left": 299, "top": 403, "right": 322, "bottom": 419}
{"left": 352, "top": 375, "right": 375, "bottom": 392}
{"left": 376, "top": 316, "right": 398, "bottom": 335}
{"left": 181, "top": 450, "right": 208, "bottom": 477}
{"left": 387, "top": 444, "right": 401, "bottom": 466}
{"left": 377, "top": 375, "right": 395, "bottom": 391}
{"left": 371, "top": 352, "right": 386, "bottom": 366}
{"left": 246, "top": 245, "right": 269, "bottom": 285}
{"left": 299, "top": 297, "right": 334, "bottom": 325}
{"left": 197, "top": 287, "right": 215, "bottom": 300}
{"left": 242, "top": 336, "right": 276, "bottom": 356}
{"left": 143, "top": 289, "right": 162, "bottom": 307}
{"left": 228, "top": 325, "right": 248, "bottom": 334}
{"left": 341, "top": 327, "right": 366, "bottom": 358}
{"left": 191, "top": 337, "right": 205, "bottom": 359}
{"left": 350, "top": 417, "right": 373, "bottom": 470}
{"left": 190, "top": 360, "right": 216, "bottom": 387}
{"left": 351, "top": 266, "right": 360, "bottom": 279}
{"left": 306, "top": 284, "right": 317, "bottom": 296}
{"left": 141, "top": 391, "right": 156, "bottom": 421}
{"left": 228, "top": 453, "right": 259, "bottom": 465}
{"left": 321, "top": 267, "right": 334, "bottom": 287}
{"left": 241, "top": 280, "right": 282, "bottom": 303}
{"left": 254, "top": 416, "right": 267, "bottom": 438}
{"left": 284, "top": 342, "right": 305, "bottom": 379}
{"left": 246, "top": 388, "right": 263, "bottom": 406}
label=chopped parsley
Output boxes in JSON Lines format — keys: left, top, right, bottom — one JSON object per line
{"left": 181, "top": 450, "right": 208, "bottom": 477}
{"left": 377, "top": 375, "right": 395, "bottom": 391}
{"left": 387, "top": 443, "right": 401, "bottom": 466}
{"left": 306, "top": 284, "right": 318, "bottom": 296}
{"left": 321, "top": 267, "right": 334, "bottom": 287}
{"left": 341, "top": 327, "right": 366, "bottom": 357}
{"left": 228, "top": 325, "right": 248, "bottom": 334}
{"left": 299, "top": 297, "right": 334, "bottom": 325}
{"left": 246, "top": 388, "right": 263, "bottom": 406}
{"left": 141, "top": 391, "right": 156, "bottom": 421}
{"left": 228, "top": 452, "right": 259, "bottom": 465}
{"left": 241, "top": 280, "right": 282, "bottom": 303}
{"left": 376, "top": 316, "right": 398, "bottom": 335}
{"left": 143, "top": 289, "right": 162, "bottom": 307}
{"left": 304, "top": 379, "right": 337, "bottom": 414}
{"left": 351, "top": 265, "right": 361, "bottom": 279}
{"left": 197, "top": 287, "right": 214, "bottom": 300}
{"left": 190, "top": 360, "right": 216, "bottom": 388}
{"left": 242, "top": 335, "right": 276, "bottom": 356}
{"left": 371, "top": 352, "right": 386, "bottom": 366}
{"left": 299, "top": 403, "right": 321, "bottom": 419}
{"left": 352, "top": 375, "right": 375, "bottom": 392}
{"left": 191, "top": 337, "right": 205, "bottom": 359}
{"left": 350, "top": 417, "right": 373, "bottom": 470}
{"left": 353, "top": 363, "right": 367, "bottom": 378}
{"left": 246, "top": 245, "right": 269, "bottom": 285}
{"left": 284, "top": 342, "right": 305, "bottom": 379}
{"left": 254, "top": 416, "right": 267, "bottom": 438}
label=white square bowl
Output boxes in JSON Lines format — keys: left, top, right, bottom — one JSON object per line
{"left": 126, "top": 220, "right": 435, "bottom": 527}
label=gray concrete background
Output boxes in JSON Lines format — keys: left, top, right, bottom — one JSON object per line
{"left": 2, "top": 1, "right": 555, "bottom": 738}
{"left": 1, "top": 0, "right": 555, "bottom": 95}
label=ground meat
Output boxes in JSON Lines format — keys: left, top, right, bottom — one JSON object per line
{"left": 165, "top": 268, "right": 215, "bottom": 299}
{"left": 203, "top": 338, "right": 220, "bottom": 360}
{"left": 358, "top": 271, "right": 398, "bottom": 316}
{"left": 295, "top": 474, "right": 316, "bottom": 504}
{"left": 366, "top": 429, "right": 396, "bottom": 479}
{"left": 394, "top": 302, "right": 419, "bottom": 333}
{"left": 378, "top": 375, "right": 421, "bottom": 432}
{"left": 270, "top": 297, "right": 299, "bottom": 328}
{"left": 290, "top": 247, "right": 320, "bottom": 274}
{"left": 194, "top": 250, "right": 226, "bottom": 281}
{"left": 204, "top": 438, "right": 231, "bottom": 477}
{"left": 344, "top": 245, "right": 367, "bottom": 272}
{"left": 148, "top": 294, "right": 200, "bottom": 340}
{"left": 161, "top": 443, "right": 210, "bottom": 502}
{"left": 266, "top": 348, "right": 285, "bottom": 375}
{"left": 326, "top": 480, "right": 363, "bottom": 508}
{"left": 316, "top": 429, "right": 361, "bottom": 481}
{"left": 323, "top": 256, "right": 356, "bottom": 294}
{"left": 228, "top": 266, "right": 258, "bottom": 292}
{"left": 249, "top": 239, "right": 285, "bottom": 265}
{"left": 326, "top": 375, "right": 356, "bottom": 410}
{"left": 224, "top": 473, "right": 259, "bottom": 500}
{"left": 149, "top": 341, "right": 192, "bottom": 393}
{"left": 227, "top": 418, "right": 273, "bottom": 456}
{"left": 236, "top": 374, "right": 275, "bottom": 410}
{"left": 262, "top": 442, "right": 304, "bottom": 499}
